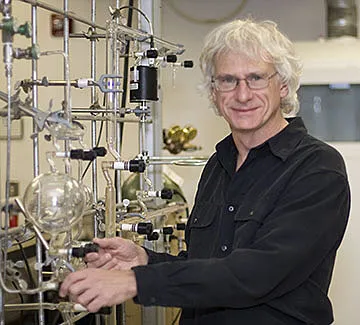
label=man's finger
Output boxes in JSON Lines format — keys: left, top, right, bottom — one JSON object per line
{"left": 93, "top": 237, "right": 128, "bottom": 250}
{"left": 59, "top": 271, "right": 87, "bottom": 297}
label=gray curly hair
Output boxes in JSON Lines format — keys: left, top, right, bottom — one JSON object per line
{"left": 199, "top": 18, "right": 303, "bottom": 116}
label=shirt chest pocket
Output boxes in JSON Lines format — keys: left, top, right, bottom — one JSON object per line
{"left": 233, "top": 203, "right": 272, "bottom": 248}
{"left": 187, "top": 202, "right": 219, "bottom": 259}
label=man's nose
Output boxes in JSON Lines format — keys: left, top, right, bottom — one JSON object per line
{"left": 233, "top": 79, "right": 253, "bottom": 102}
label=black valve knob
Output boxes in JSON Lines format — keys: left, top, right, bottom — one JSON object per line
{"left": 161, "top": 188, "right": 173, "bottom": 200}
{"left": 176, "top": 223, "right": 186, "bottom": 231}
{"left": 129, "top": 159, "right": 146, "bottom": 173}
{"left": 72, "top": 243, "right": 100, "bottom": 258}
{"left": 137, "top": 222, "right": 153, "bottom": 235}
{"left": 166, "top": 54, "right": 177, "bottom": 63}
{"left": 83, "top": 150, "right": 97, "bottom": 161}
{"left": 70, "top": 149, "right": 84, "bottom": 159}
{"left": 146, "top": 49, "right": 158, "bottom": 58}
{"left": 183, "top": 60, "right": 194, "bottom": 68}
{"left": 70, "top": 149, "right": 97, "bottom": 161}
{"left": 147, "top": 232, "right": 159, "bottom": 241}
{"left": 162, "top": 226, "right": 174, "bottom": 235}
{"left": 93, "top": 147, "right": 107, "bottom": 157}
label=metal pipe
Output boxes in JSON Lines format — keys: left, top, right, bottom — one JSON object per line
{"left": 105, "top": 18, "right": 121, "bottom": 161}
{"left": 30, "top": 3, "right": 45, "bottom": 324}
{"left": 139, "top": 2, "right": 165, "bottom": 324}
{"left": 115, "top": 0, "right": 122, "bottom": 208}
{"left": 72, "top": 108, "right": 122, "bottom": 114}
{"left": 1, "top": 1, "right": 13, "bottom": 323}
{"left": 102, "top": 162, "right": 116, "bottom": 238}
{"left": 139, "top": 104, "right": 148, "bottom": 192}
{"left": 90, "top": 0, "right": 98, "bottom": 240}
{"left": 5, "top": 302, "right": 90, "bottom": 323}
{"left": 69, "top": 32, "right": 106, "bottom": 39}
{"left": 19, "top": 0, "right": 106, "bottom": 30}
{"left": 114, "top": 23, "right": 184, "bottom": 54}
{"left": 63, "top": 0, "right": 71, "bottom": 176}
{"left": 5, "top": 302, "right": 58, "bottom": 311}
{"left": 72, "top": 115, "right": 143, "bottom": 123}
{"left": 58, "top": 311, "right": 90, "bottom": 325}
{"left": 0, "top": 261, "right": 57, "bottom": 295}
{"left": 148, "top": 156, "right": 208, "bottom": 166}
{"left": 107, "top": 10, "right": 122, "bottom": 325}
{"left": 99, "top": 160, "right": 119, "bottom": 325}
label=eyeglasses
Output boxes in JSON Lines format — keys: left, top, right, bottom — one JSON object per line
{"left": 211, "top": 71, "right": 278, "bottom": 92}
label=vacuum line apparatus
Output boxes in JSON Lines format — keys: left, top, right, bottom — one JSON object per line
{"left": 0, "top": 1, "right": 206, "bottom": 324}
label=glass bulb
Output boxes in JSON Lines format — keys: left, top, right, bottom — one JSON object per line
{"left": 82, "top": 184, "right": 94, "bottom": 209}
{"left": 23, "top": 172, "right": 85, "bottom": 234}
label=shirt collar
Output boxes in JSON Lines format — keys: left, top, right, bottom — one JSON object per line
{"left": 267, "top": 117, "right": 308, "bottom": 161}
{"left": 216, "top": 117, "right": 308, "bottom": 170}
{"left": 216, "top": 134, "right": 238, "bottom": 174}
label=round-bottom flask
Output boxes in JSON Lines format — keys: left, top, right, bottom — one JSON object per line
{"left": 23, "top": 172, "right": 85, "bottom": 234}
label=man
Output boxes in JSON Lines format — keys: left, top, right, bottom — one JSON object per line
{"left": 60, "top": 19, "right": 350, "bottom": 324}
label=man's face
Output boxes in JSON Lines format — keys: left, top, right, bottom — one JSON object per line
{"left": 212, "top": 51, "right": 288, "bottom": 138}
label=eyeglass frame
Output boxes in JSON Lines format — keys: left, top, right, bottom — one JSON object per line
{"left": 211, "top": 71, "right": 278, "bottom": 92}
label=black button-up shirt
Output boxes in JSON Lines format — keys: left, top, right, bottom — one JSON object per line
{"left": 134, "top": 117, "right": 350, "bottom": 325}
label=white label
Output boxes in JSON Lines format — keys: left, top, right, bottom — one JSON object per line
{"left": 130, "top": 82, "right": 139, "bottom": 90}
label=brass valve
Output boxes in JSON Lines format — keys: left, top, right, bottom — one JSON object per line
{"left": 163, "top": 125, "right": 201, "bottom": 154}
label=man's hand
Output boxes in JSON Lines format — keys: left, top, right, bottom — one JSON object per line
{"left": 85, "top": 237, "right": 148, "bottom": 270}
{"left": 59, "top": 268, "right": 137, "bottom": 313}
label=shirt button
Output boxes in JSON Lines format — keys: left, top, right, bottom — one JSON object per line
{"left": 228, "top": 205, "right": 234, "bottom": 212}
{"left": 193, "top": 218, "right": 198, "bottom": 223}
{"left": 221, "top": 245, "right": 228, "bottom": 252}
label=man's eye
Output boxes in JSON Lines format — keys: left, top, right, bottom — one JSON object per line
{"left": 247, "top": 74, "right": 263, "bottom": 82}
{"left": 220, "top": 76, "right": 236, "bottom": 83}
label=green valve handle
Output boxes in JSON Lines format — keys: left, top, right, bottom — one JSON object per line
{"left": 18, "top": 22, "right": 32, "bottom": 38}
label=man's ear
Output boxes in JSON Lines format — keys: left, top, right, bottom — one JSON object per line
{"left": 211, "top": 91, "right": 216, "bottom": 103}
{"left": 280, "top": 83, "right": 289, "bottom": 98}
{"left": 210, "top": 89, "right": 222, "bottom": 116}
{"left": 211, "top": 85, "right": 218, "bottom": 102}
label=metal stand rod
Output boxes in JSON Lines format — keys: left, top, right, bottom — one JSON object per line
{"left": 19, "top": 0, "right": 106, "bottom": 30}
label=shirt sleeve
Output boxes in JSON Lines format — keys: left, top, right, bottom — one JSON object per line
{"left": 132, "top": 170, "right": 350, "bottom": 308}
{"left": 144, "top": 248, "right": 188, "bottom": 264}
